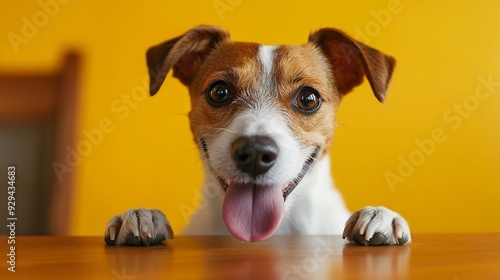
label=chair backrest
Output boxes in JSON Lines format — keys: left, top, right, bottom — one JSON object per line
{"left": 0, "top": 52, "right": 82, "bottom": 235}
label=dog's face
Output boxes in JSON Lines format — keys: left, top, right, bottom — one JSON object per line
{"left": 146, "top": 26, "right": 395, "bottom": 242}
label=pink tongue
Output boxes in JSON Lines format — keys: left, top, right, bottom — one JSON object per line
{"left": 222, "top": 183, "right": 284, "bottom": 242}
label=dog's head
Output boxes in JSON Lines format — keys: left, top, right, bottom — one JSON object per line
{"left": 146, "top": 25, "right": 395, "bottom": 242}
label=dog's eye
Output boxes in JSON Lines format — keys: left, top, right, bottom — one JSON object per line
{"left": 206, "top": 82, "right": 234, "bottom": 107}
{"left": 294, "top": 87, "right": 322, "bottom": 114}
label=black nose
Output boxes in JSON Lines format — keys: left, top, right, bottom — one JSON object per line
{"left": 231, "top": 136, "right": 279, "bottom": 177}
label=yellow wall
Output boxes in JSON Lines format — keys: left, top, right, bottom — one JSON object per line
{"left": 1, "top": 0, "right": 499, "bottom": 235}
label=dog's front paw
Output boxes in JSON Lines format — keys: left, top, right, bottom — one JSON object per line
{"left": 342, "top": 206, "right": 411, "bottom": 246}
{"left": 104, "top": 208, "right": 173, "bottom": 246}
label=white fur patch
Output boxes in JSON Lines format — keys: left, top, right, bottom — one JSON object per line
{"left": 256, "top": 45, "right": 277, "bottom": 103}
{"left": 258, "top": 45, "right": 276, "bottom": 79}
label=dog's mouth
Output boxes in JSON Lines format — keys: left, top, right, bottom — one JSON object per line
{"left": 216, "top": 148, "right": 318, "bottom": 200}
{"left": 201, "top": 139, "right": 318, "bottom": 242}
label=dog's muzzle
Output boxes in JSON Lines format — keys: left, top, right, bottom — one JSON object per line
{"left": 199, "top": 137, "right": 318, "bottom": 242}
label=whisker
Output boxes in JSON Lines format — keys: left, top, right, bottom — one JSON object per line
{"left": 335, "top": 121, "right": 357, "bottom": 133}
{"left": 179, "top": 146, "right": 200, "bottom": 156}
{"left": 155, "top": 111, "right": 189, "bottom": 117}
{"left": 214, "top": 127, "right": 237, "bottom": 134}
{"left": 191, "top": 157, "right": 204, "bottom": 177}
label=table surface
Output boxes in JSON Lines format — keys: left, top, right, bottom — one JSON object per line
{"left": 1, "top": 234, "right": 500, "bottom": 279}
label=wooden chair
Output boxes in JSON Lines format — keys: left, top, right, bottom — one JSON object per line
{"left": 0, "top": 52, "right": 82, "bottom": 235}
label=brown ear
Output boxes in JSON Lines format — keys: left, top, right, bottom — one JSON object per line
{"left": 308, "top": 28, "right": 395, "bottom": 103}
{"left": 146, "top": 25, "right": 230, "bottom": 96}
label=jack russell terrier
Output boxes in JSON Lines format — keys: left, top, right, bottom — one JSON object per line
{"left": 104, "top": 25, "right": 411, "bottom": 246}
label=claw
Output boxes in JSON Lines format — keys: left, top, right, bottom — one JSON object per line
{"left": 398, "top": 235, "right": 409, "bottom": 245}
{"left": 393, "top": 220, "right": 404, "bottom": 239}
{"left": 109, "top": 226, "right": 116, "bottom": 241}
{"left": 104, "top": 235, "right": 116, "bottom": 246}
{"left": 353, "top": 233, "right": 369, "bottom": 246}
{"left": 167, "top": 224, "right": 174, "bottom": 239}
{"left": 142, "top": 237, "right": 151, "bottom": 247}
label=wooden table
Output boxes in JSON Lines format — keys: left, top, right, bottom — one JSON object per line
{"left": 1, "top": 234, "right": 499, "bottom": 279}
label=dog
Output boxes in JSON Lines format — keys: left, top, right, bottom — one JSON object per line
{"left": 104, "top": 25, "right": 411, "bottom": 246}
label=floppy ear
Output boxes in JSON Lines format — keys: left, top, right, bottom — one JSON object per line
{"left": 146, "top": 25, "right": 231, "bottom": 96}
{"left": 308, "top": 28, "right": 395, "bottom": 103}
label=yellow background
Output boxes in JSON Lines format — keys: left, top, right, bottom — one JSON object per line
{"left": 1, "top": 0, "right": 499, "bottom": 235}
